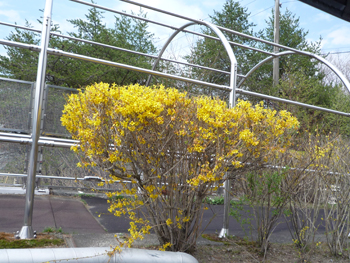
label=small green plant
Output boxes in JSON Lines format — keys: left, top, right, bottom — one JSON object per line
{"left": 78, "top": 193, "right": 94, "bottom": 198}
{"left": 43, "top": 227, "right": 63, "bottom": 233}
{"left": 231, "top": 168, "right": 295, "bottom": 257}
{"left": 43, "top": 227, "right": 54, "bottom": 233}
{"left": 230, "top": 196, "right": 254, "bottom": 240}
{"left": 203, "top": 196, "right": 225, "bottom": 205}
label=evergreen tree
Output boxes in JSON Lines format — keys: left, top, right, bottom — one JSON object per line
{"left": 244, "top": 9, "right": 323, "bottom": 100}
{"left": 253, "top": 9, "right": 350, "bottom": 134}
{"left": 186, "top": 2, "right": 350, "bottom": 134}
{"left": 183, "top": 0, "right": 255, "bottom": 98}
{"left": 0, "top": 6, "right": 156, "bottom": 88}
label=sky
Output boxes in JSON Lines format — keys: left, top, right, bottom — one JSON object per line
{"left": 0, "top": 0, "right": 350, "bottom": 60}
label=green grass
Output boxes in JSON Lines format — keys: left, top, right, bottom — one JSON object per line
{"left": 43, "top": 227, "right": 63, "bottom": 233}
{"left": 77, "top": 193, "right": 95, "bottom": 198}
{"left": 0, "top": 238, "right": 64, "bottom": 248}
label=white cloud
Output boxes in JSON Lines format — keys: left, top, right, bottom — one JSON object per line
{"left": 53, "top": 19, "right": 76, "bottom": 35}
{"left": 320, "top": 38, "right": 328, "bottom": 50}
{"left": 110, "top": 0, "right": 205, "bottom": 25}
{"left": 327, "top": 26, "right": 350, "bottom": 46}
{"left": 107, "top": 0, "right": 208, "bottom": 56}
{"left": 0, "top": 9, "right": 21, "bottom": 22}
{"left": 314, "top": 12, "right": 333, "bottom": 22}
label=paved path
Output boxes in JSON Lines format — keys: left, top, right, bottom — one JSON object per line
{"left": 0, "top": 192, "right": 328, "bottom": 247}
{"left": 81, "top": 195, "right": 302, "bottom": 243}
{"left": 0, "top": 194, "right": 105, "bottom": 234}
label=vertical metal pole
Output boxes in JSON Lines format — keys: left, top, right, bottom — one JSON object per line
{"left": 218, "top": 45, "right": 237, "bottom": 239}
{"left": 273, "top": 0, "right": 280, "bottom": 86}
{"left": 18, "top": 0, "right": 53, "bottom": 239}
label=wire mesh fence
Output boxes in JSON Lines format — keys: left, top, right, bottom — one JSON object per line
{"left": 0, "top": 77, "right": 114, "bottom": 189}
{"left": 0, "top": 78, "right": 33, "bottom": 134}
{"left": 0, "top": 142, "right": 28, "bottom": 185}
{"left": 42, "top": 85, "right": 78, "bottom": 137}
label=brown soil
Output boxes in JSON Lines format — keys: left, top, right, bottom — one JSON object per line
{"left": 136, "top": 234, "right": 349, "bottom": 263}
{"left": 1, "top": 231, "right": 348, "bottom": 262}
{"left": 190, "top": 234, "right": 349, "bottom": 263}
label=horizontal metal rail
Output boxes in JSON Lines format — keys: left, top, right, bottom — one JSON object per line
{"left": 0, "top": 135, "right": 77, "bottom": 148}
{"left": 236, "top": 88, "right": 350, "bottom": 117}
{"left": 265, "top": 165, "right": 350, "bottom": 177}
{"left": 69, "top": 0, "right": 275, "bottom": 56}
{"left": 0, "top": 40, "right": 349, "bottom": 127}
{"left": 1, "top": 164, "right": 346, "bottom": 183}
{"left": 117, "top": 0, "right": 319, "bottom": 57}
{"left": 0, "top": 38, "right": 231, "bottom": 91}
{"left": 0, "top": 21, "right": 242, "bottom": 78}
{"left": 3, "top": 132, "right": 77, "bottom": 144}
{"left": 0, "top": 173, "right": 133, "bottom": 184}
{"left": 0, "top": 76, "right": 33, "bottom": 85}
{"left": 0, "top": 172, "right": 85, "bottom": 181}
{"left": 47, "top": 48, "right": 232, "bottom": 90}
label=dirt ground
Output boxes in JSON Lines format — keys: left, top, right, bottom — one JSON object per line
{"left": 1, "top": 231, "right": 349, "bottom": 262}
{"left": 189, "top": 234, "right": 349, "bottom": 263}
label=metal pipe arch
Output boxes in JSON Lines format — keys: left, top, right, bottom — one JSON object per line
{"left": 238, "top": 50, "right": 350, "bottom": 94}
{"left": 145, "top": 20, "right": 238, "bottom": 107}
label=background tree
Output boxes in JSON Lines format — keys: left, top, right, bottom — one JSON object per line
{"left": 244, "top": 9, "right": 323, "bottom": 99}
{"left": 0, "top": 21, "right": 42, "bottom": 81}
{"left": 273, "top": 69, "right": 350, "bottom": 134}
{"left": 0, "top": 6, "right": 156, "bottom": 88}
{"left": 187, "top": 1, "right": 350, "bottom": 134}
{"left": 184, "top": 0, "right": 255, "bottom": 98}
{"left": 235, "top": 8, "right": 350, "bottom": 134}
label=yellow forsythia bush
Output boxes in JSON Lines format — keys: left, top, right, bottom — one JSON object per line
{"left": 61, "top": 82, "right": 299, "bottom": 251}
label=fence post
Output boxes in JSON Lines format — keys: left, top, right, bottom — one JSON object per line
{"left": 17, "top": 0, "right": 53, "bottom": 239}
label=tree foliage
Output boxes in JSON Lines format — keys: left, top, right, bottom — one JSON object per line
{"left": 61, "top": 82, "right": 298, "bottom": 251}
{"left": 187, "top": 1, "right": 350, "bottom": 134}
{"left": 246, "top": 9, "right": 323, "bottom": 98}
{"left": 185, "top": 0, "right": 255, "bottom": 98}
{"left": 274, "top": 70, "right": 350, "bottom": 134}
{"left": 0, "top": 7, "right": 156, "bottom": 88}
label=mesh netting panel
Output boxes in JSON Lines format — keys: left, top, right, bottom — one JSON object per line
{"left": 41, "top": 147, "right": 87, "bottom": 180}
{"left": 39, "top": 147, "right": 114, "bottom": 189}
{"left": 42, "top": 86, "right": 78, "bottom": 137}
{"left": 0, "top": 142, "right": 28, "bottom": 184}
{"left": 0, "top": 80, "right": 33, "bottom": 133}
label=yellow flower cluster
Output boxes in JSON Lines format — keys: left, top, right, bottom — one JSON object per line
{"left": 61, "top": 82, "right": 299, "bottom": 252}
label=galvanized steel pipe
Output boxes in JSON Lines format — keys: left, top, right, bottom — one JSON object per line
{"left": 18, "top": 0, "right": 53, "bottom": 240}
{"left": 0, "top": 247, "right": 198, "bottom": 263}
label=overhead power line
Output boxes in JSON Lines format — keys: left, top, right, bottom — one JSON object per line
{"left": 326, "top": 51, "right": 350, "bottom": 55}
